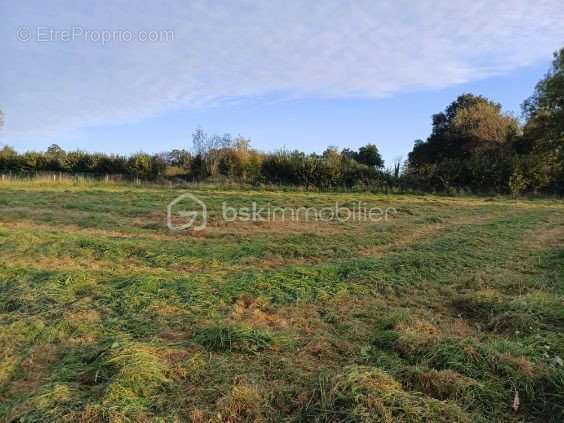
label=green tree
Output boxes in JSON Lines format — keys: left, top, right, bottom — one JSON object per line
{"left": 45, "top": 144, "right": 67, "bottom": 171}
{"left": 519, "top": 47, "right": 564, "bottom": 193}
{"left": 65, "top": 151, "right": 94, "bottom": 173}
{"left": 523, "top": 47, "right": 564, "bottom": 138}
{"left": 21, "top": 151, "right": 47, "bottom": 172}
{"left": 357, "top": 144, "right": 384, "bottom": 168}
{"left": 411, "top": 94, "right": 517, "bottom": 165}
{"left": 127, "top": 153, "right": 153, "bottom": 179}
{"left": 408, "top": 94, "right": 518, "bottom": 191}
{"left": 169, "top": 149, "right": 192, "bottom": 169}
{"left": 0, "top": 146, "right": 18, "bottom": 171}
{"left": 451, "top": 102, "right": 518, "bottom": 146}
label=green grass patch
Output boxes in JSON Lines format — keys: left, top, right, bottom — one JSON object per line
{"left": 1, "top": 184, "right": 563, "bottom": 421}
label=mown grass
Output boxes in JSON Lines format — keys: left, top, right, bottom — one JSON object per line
{"left": 0, "top": 182, "right": 563, "bottom": 422}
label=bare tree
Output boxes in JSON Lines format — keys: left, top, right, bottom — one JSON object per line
{"left": 393, "top": 156, "right": 403, "bottom": 179}
{"left": 192, "top": 128, "right": 233, "bottom": 177}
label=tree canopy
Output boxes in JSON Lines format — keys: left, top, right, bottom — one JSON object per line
{"left": 409, "top": 94, "right": 518, "bottom": 168}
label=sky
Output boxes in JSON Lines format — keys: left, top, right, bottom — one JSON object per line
{"left": 1, "top": 1, "right": 564, "bottom": 165}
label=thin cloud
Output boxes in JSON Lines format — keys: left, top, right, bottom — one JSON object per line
{"left": 1, "top": 0, "right": 563, "bottom": 136}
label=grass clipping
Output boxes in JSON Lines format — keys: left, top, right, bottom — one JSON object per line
{"left": 302, "top": 366, "right": 473, "bottom": 423}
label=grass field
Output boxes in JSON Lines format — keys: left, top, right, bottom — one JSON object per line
{"left": 0, "top": 182, "right": 563, "bottom": 422}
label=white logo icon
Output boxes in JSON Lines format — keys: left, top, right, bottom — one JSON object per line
{"left": 167, "top": 193, "right": 207, "bottom": 231}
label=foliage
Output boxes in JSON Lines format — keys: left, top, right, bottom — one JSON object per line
{"left": 0, "top": 136, "right": 386, "bottom": 190}
{"left": 406, "top": 94, "right": 519, "bottom": 193}
{"left": 403, "top": 47, "right": 564, "bottom": 195}
{"left": 519, "top": 47, "right": 564, "bottom": 194}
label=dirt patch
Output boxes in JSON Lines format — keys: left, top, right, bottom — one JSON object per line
{"left": 230, "top": 296, "right": 288, "bottom": 329}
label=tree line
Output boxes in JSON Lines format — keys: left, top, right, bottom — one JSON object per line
{"left": 0, "top": 137, "right": 389, "bottom": 189}
{"left": 1, "top": 47, "right": 563, "bottom": 194}
{"left": 405, "top": 48, "right": 564, "bottom": 195}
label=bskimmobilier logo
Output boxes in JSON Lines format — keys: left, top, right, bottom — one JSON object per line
{"left": 167, "top": 192, "right": 397, "bottom": 233}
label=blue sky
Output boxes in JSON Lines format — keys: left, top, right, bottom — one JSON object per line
{"left": 1, "top": 1, "right": 563, "bottom": 165}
